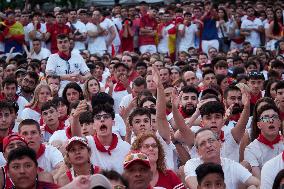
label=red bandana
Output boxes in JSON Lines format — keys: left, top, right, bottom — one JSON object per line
{"left": 247, "top": 16, "right": 256, "bottom": 21}
{"left": 250, "top": 92, "right": 262, "bottom": 104}
{"left": 282, "top": 151, "right": 284, "bottom": 161}
{"left": 93, "top": 134, "right": 118, "bottom": 155}
{"left": 65, "top": 126, "right": 72, "bottom": 139}
{"left": 166, "top": 108, "right": 172, "bottom": 116}
{"left": 178, "top": 106, "right": 189, "bottom": 118}
{"left": 0, "top": 93, "right": 19, "bottom": 101}
{"left": 114, "top": 82, "right": 127, "bottom": 92}
{"left": 280, "top": 111, "right": 284, "bottom": 121}
{"left": 58, "top": 51, "right": 71, "bottom": 61}
{"left": 59, "top": 115, "right": 68, "bottom": 123}
{"left": 230, "top": 113, "right": 240, "bottom": 122}
{"left": 36, "top": 144, "right": 46, "bottom": 159}
{"left": 44, "top": 121, "right": 65, "bottom": 134}
{"left": 219, "top": 131, "right": 225, "bottom": 142}
{"left": 257, "top": 134, "right": 281, "bottom": 149}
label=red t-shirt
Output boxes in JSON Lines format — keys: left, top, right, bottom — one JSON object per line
{"left": 47, "top": 23, "right": 71, "bottom": 53}
{"left": 155, "top": 169, "right": 186, "bottom": 189}
{"left": 139, "top": 14, "right": 157, "bottom": 46}
{"left": 119, "top": 28, "right": 134, "bottom": 52}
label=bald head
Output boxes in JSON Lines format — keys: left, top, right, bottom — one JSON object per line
{"left": 183, "top": 71, "right": 197, "bottom": 86}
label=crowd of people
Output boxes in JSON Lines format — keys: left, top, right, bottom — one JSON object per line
{"left": 0, "top": 0, "right": 284, "bottom": 188}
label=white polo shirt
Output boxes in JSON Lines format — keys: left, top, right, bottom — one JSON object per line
{"left": 244, "top": 139, "right": 284, "bottom": 169}
{"left": 261, "top": 152, "right": 284, "bottom": 189}
{"left": 30, "top": 48, "right": 51, "bottom": 60}
{"left": 86, "top": 135, "right": 130, "bottom": 174}
{"left": 37, "top": 144, "right": 64, "bottom": 173}
{"left": 241, "top": 18, "right": 263, "bottom": 47}
{"left": 184, "top": 157, "right": 252, "bottom": 189}
{"left": 46, "top": 52, "right": 90, "bottom": 92}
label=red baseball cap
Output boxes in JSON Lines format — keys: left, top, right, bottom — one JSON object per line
{"left": 3, "top": 134, "right": 28, "bottom": 152}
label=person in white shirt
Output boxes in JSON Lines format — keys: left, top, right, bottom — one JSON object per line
{"left": 261, "top": 151, "right": 284, "bottom": 189}
{"left": 244, "top": 104, "right": 284, "bottom": 178}
{"left": 178, "top": 12, "right": 199, "bottom": 52}
{"left": 71, "top": 102, "right": 130, "bottom": 174}
{"left": 30, "top": 39, "right": 51, "bottom": 61}
{"left": 240, "top": 7, "right": 264, "bottom": 48}
{"left": 184, "top": 128, "right": 260, "bottom": 189}
{"left": 18, "top": 119, "right": 64, "bottom": 173}
{"left": 66, "top": 10, "right": 87, "bottom": 51}
{"left": 86, "top": 10, "right": 108, "bottom": 56}
{"left": 45, "top": 34, "right": 91, "bottom": 93}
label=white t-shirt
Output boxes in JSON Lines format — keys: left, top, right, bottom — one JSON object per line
{"left": 241, "top": 18, "right": 263, "bottom": 47}
{"left": 48, "top": 129, "right": 68, "bottom": 144}
{"left": 157, "top": 23, "right": 175, "bottom": 54}
{"left": 244, "top": 139, "right": 284, "bottom": 169}
{"left": 261, "top": 152, "right": 284, "bottom": 189}
{"left": 66, "top": 20, "right": 87, "bottom": 50}
{"left": 37, "top": 144, "right": 64, "bottom": 173}
{"left": 46, "top": 52, "right": 90, "bottom": 92}
{"left": 86, "top": 22, "right": 107, "bottom": 55}
{"left": 112, "top": 114, "right": 126, "bottom": 138}
{"left": 30, "top": 48, "right": 51, "bottom": 60}
{"left": 119, "top": 94, "right": 133, "bottom": 109}
{"left": 184, "top": 157, "right": 252, "bottom": 189}
{"left": 0, "top": 153, "right": 6, "bottom": 167}
{"left": 178, "top": 23, "right": 198, "bottom": 51}
{"left": 112, "top": 85, "right": 129, "bottom": 113}
{"left": 86, "top": 135, "right": 130, "bottom": 174}
{"left": 26, "top": 22, "right": 47, "bottom": 48}
{"left": 20, "top": 107, "right": 41, "bottom": 123}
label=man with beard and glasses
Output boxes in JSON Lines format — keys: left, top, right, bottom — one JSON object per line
{"left": 179, "top": 86, "right": 199, "bottom": 119}
{"left": 18, "top": 71, "right": 39, "bottom": 102}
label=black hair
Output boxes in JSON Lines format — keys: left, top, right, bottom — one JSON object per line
{"left": 245, "top": 61, "right": 257, "bottom": 69}
{"left": 139, "top": 96, "right": 156, "bottom": 108}
{"left": 272, "top": 169, "right": 284, "bottom": 189}
{"left": 46, "top": 75, "right": 60, "bottom": 83}
{"left": 271, "top": 60, "right": 284, "bottom": 69}
{"left": 200, "top": 93, "right": 220, "bottom": 102}
{"left": 180, "top": 85, "right": 199, "bottom": 97}
{"left": 265, "top": 79, "right": 278, "bottom": 98}
{"left": 200, "top": 101, "right": 225, "bottom": 117}
{"left": 0, "top": 100, "right": 13, "bottom": 113}
{"left": 62, "top": 82, "right": 84, "bottom": 105}
{"left": 135, "top": 61, "right": 147, "bottom": 69}
{"left": 133, "top": 77, "right": 147, "bottom": 88}
{"left": 56, "top": 33, "right": 69, "bottom": 40}
{"left": 196, "top": 162, "right": 224, "bottom": 185}
{"left": 2, "top": 76, "right": 17, "bottom": 89}
{"left": 7, "top": 147, "right": 38, "bottom": 167}
{"left": 101, "top": 170, "right": 128, "bottom": 188}
{"left": 202, "top": 69, "right": 215, "bottom": 79}
{"left": 18, "top": 119, "right": 41, "bottom": 133}
{"left": 93, "top": 104, "right": 115, "bottom": 120}
{"left": 79, "top": 111, "right": 94, "bottom": 125}
{"left": 25, "top": 71, "right": 39, "bottom": 84}
{"left": 41, "top": 101, "right": 57, "bottom": 113}
{"left": 275, "top": 81, "right": 284, "bottom": 93}
{"left": 92, "top": 92, "right": 114, "bottom": 109}
{"left": 137, "top": 89, "right": 153, "bottom": 106}
{"left": 95, "top": 61, "right": 105, "bottom": 70}
{"left": 52, "top": 97, "right": 69, "bottom": 108}
{"left": 223, "top": 85, "right": 241, "bottom": 99}
{"left": 129, "top": 107, "right": 151, "bottom": 126}
{"left": 216, "top": 74, "right": 227, "bottom": 86}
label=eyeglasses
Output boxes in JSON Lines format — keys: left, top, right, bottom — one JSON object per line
{"left": 94, "top": 113, "right": 112, "bottom": 120}
{"left": 259, "top": 115, "right": 280, "bottom": 123}
{"left": 23, "top": 78, "right": 35, "bottom": 86}
{"left": 142, "top": 143, "right": 158, "bottom": 149}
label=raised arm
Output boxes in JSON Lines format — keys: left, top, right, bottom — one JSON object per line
{"left": 70, "top": 100, "right": 88, "bottom": 137}
{"left": 152, "top": 65, "right": 171, "bottom": 143}
{"left": 231, "top": 88, "right": 251, "bottom": 144}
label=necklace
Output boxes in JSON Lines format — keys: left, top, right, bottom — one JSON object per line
{"left": 73, "top": 164, "right": 94, "bottom": 177}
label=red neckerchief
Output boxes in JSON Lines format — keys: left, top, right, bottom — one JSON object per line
{"left": 25, "top": 104, "right": 41, "bottom": 114}
{"left": 100, "top": 17, "right": 106, "bottom": 23}
{"left": 166, "top": 108, "right": 171, "bottom": 116}
{"left": 58, "top": 51, "right": 71, "bottom": 61}
{"left": 36, "top": 144, "right": 46, "bottom": 159}
{"left": 35, "top": 22, "right": 41, "bottom": 30}
{"left": 247, "top": 16, "right": 256, "bottom": 21}
{"left": 59, "top": 115, "right": 68, "bottom": 123}
{"left": 93, "top": 134, "right": 118, "bottom": 155}
{"left": 4, "top": 165, "right": 14, "bottom": 188}
{"left": 128, "top": 71, "right": 139, "bottom": 82}
{"left": 44, "top": 121, "right": 65, "bottom": 134}
{"left": 178, "top": 106, "right": 189, "bottom": 118}
{"left": 114, "top": 82, "right": 127, "bottom": 92}
{"left": 230, "top": 113, "right": 240, "bottom": 122}
{"left": 282, "top": 151, "right": 284, "bottom": 161}
{"left": 280, "top": 111, "right": 284, "bottom": 121}
{"left": 146, "top": 186, "right": 153, "bottom": 189}
{"left": 65, "top": 126, "right": 72, "bottom": 139}
{"left": 250, "top": 92, "right": 262, "bottom": 104}
{"left": 0, "top": 93, "right": 19, "bottom": 101}
{"left": 280, "top": 50, "right": 284, "bottom": 55}
{"left": 219, "top": 131, "right": 225, "bottom": 142}
{"left": 257, "top": 134, "right": 281, "bottom": 149}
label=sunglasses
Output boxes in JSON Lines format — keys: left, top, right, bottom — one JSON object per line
{"left": 259, "top": 115, "right": 280, "bottom": 123}
{"left": 142, "top": 143, "right": 158, "bottom": 149}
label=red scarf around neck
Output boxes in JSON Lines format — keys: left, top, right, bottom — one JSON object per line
{"left": 178, "top": 106, "right": 189, "bottom": 118}
{"left": 58, "top": 51, "right": 71, "bottom": 61}
{"left": 230, "top": 113, "right": 240, "bottom": 122}
{"left": 114, "top": 82, "right": 127, "bottom": 92}
{"left": 93, "top": 134, "right": 118, "bottom": 155}
{"left": 250, "top": 92, "right": 262, "bottom": 104}
{"left": 219, "top": 131, "right": 225, "bottom": 142}
{"left": 44, "top": 121, "right": 65, "bottom": 134}
{"left": 65, "top": 127, "right": 72, "bottom": 139}
{"left": 36, "top": 144, "right": 46, "bottom": 159}
{"left": 282, "top": 151, "right": 284, "bottom": 161}
{"left": 257, "top": 134, "right": 281, "bottom": 149}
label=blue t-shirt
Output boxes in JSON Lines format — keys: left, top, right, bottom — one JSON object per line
{"left": 202, "top": 18, "right": 219, "bottom": 40}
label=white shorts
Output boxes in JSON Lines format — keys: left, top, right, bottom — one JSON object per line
{"left": 139, "top": 45, "right": 157, "bottom": 54}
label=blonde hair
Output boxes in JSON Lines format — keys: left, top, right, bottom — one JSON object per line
{"left": 131, "top": 132, "right": 167, "bottom": 173}
{"left": 27, "top": 83, "right": 51, "bottom": 108}
{"left": 83, "top": 77, "right": 100, "bottom": 100}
